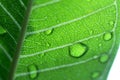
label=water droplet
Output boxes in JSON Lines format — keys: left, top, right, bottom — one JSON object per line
{"left": 99, "top": 54, "right": 109, "bottom": 63}
{"left": 99, "top": 44, "right": 102, "bottom": 47}
{"left": 96, "top": 38, "right": 99, "bottom": 41}
{"left": 44, "top": 29, "right": 54, "bottom": 35}
{"left": 109, "top": 21, "right": 114, "bottom": 26}
{"left": 90, "top": 30, "right": 93, "bottom": 35}
{"left": 103, "top": 32, "right": 112, "bottom": 41}
{"left": 69, "top": 43, "right": 88, "bottom": 58}
{"left": 92, "top": 72, "right": 100, "bottom": 78}
{"left": 113, "top": 10, "right": 116, "bottom": 14}
{"left": 87, "top": 0, "right": 91, "bottom": 1}
{"left": 44, "top": 23, "right": 47, "bottom": 26}
{"left": 56, "top": 20, "right": 60, "bottom": 23}
{"left": 46, "top": 42, "right": 51, "bottom": 47}
{"left": 0, "top": 26, "right": 6, "bottom": 34}
{"left": 40, "top": 53, "right": 45, "bottom": 57}
{"left": 28, "top": 64, "right": 38, "bottom": 79}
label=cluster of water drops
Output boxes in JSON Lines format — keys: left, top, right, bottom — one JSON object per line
{"left": 27, "top": 26, "right": 113, "bottom": 79}
{"left": 25, "top": 18, "right": 114, "bottom": 79}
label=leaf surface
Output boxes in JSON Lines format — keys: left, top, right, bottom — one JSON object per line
{"left": 0, "top": 0, "right": 29, "bottom": 79}
{"left": 0, "top": 0, "right": 120, "bottom": 80}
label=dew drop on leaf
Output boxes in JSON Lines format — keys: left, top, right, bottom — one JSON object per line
{"left": 90, "top": 30, "right": 93, "bottom": 35}
{"left": 69, "top": 43, "right": 88, "bottom": 58}
{"left": 109, "top": 21, "right": 114, "bottom": 26}
{"left": 0, "top": 26, "right": 6, "bottom": 34}
{"left": 99, "top": 44, "right": 102, "bottom": 47}
{"left": 91, "top": 72, "right": 100, "bottom": 79}
{"left": 56, "top": 20, "right": 60, "bottom": 23}
{"left": 28, "top": 64, "right": 38, "bottom": 79}
{"left": 87, "top": 0, "right": 91, "bottom": 2}
{"left": 44, "top": 29, "right": 54, "bottom": 35}
{"left": 99, "top": 54, "right": 109, "bottom": 63}
{"left": 40, "top": 53, "right": 45, "bottom": 57}
{"left": 46, "top": 42, "right": 51, "bottom": 47}
{"left": 103, "top": 32, "right": 112, "bottom": 41}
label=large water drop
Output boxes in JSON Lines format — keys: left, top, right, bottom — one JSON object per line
{"left": 28, "top": 64, "right": 38, "bottom": 79}
{"left": 69, "top": 43, "right": 88, "bottom": 58}
{"left": 91, "top": 72, "right": 100, "bottom": 79}
{"left": 103, "top": 32, "right": 112, "bottom": 41}
{"left": 44, "top": 29, "right": 54, "bottom": 35}
{"left": 99, "top": 54, "right": 109, "bottom": 63}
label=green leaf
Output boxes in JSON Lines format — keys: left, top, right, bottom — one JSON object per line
{"left": 0, "top": 0, "right": 120, "bottom": 80}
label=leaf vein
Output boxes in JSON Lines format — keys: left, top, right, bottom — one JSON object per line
{"left": 32, "top": 0, "right": 60, "bottom": 10}
{"left": 0, "top": 44, "right": 12, "bottom": 61}
{"left": 0, "top": 2, "right": 21, "bottom": 30}
{"left": 20, "top": 32, "right": 105, "bottom": 58}
{"left": 19, "top": 0, "right": 26, "bottom": 9}
{"left": 98, "top": 0, "right": 119, "bottom": 79}
{"left": 16, "top": 55, "right": 99, "bottom": 77}
{"left": 26, "top": 3, "right": 114, "bottom": 36}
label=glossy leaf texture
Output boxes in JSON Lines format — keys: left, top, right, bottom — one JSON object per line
{"left": 0, "top": 0, "right": 120, "bottom": 80}
{"left": 0, "top": 0, "right": 29, "bottom": 79}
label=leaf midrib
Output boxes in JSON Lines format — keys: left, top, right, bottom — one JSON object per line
{"left": 8, "top": 1, "right": 33, "bottom": 80}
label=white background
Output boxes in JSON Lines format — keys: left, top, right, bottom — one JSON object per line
{"left": 107, "top": 46, "right": 120, "bottom": 80}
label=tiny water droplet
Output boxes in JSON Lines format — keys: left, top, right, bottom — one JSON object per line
{"left": 99, "top": 44, "right": 102, "bottom": 47}
{"left": 56, "top": 20, "right": 60, "bottom": 23}
{"left": 103, "top": 32, "right": 112, "bottom": 41}
{"left": 99, "top": 54, "right": 109, "bottom": 63}
{"left": 109, "top": 21, "right": 114, "bottom": 26}
{"left": 44, "top": 29, "right": 54, "bottom": 35}
{"left": 28, "top": 64, "right": 38, "bottom": 79}
{"left": 96, "top": 38, "right": 99, "bottom": 41}
{"left": 0, "top": 26, "right": 6, "bottom": 34}
{"left": 69, "top": 43, "right": 88, "bottom": 58}
{"left": 44, "top": 23, "right": 47, "bottom": 26}
{"left": 113, "top": 10, "right": 116, "bottom": 14}
{"left": 90, "top": 30, "right": 93, "bottom": 35}
{"left": 46, "top": 42, "right": 51, "bottom": 47}
{"left": 92, "top": 72, "right": 100, "bottom": 78}
{"left": 87, "top": 0, "right": 91, "bottom": 1}
{"left": 40, "top": 53, "right": 45, "bottom": 57}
